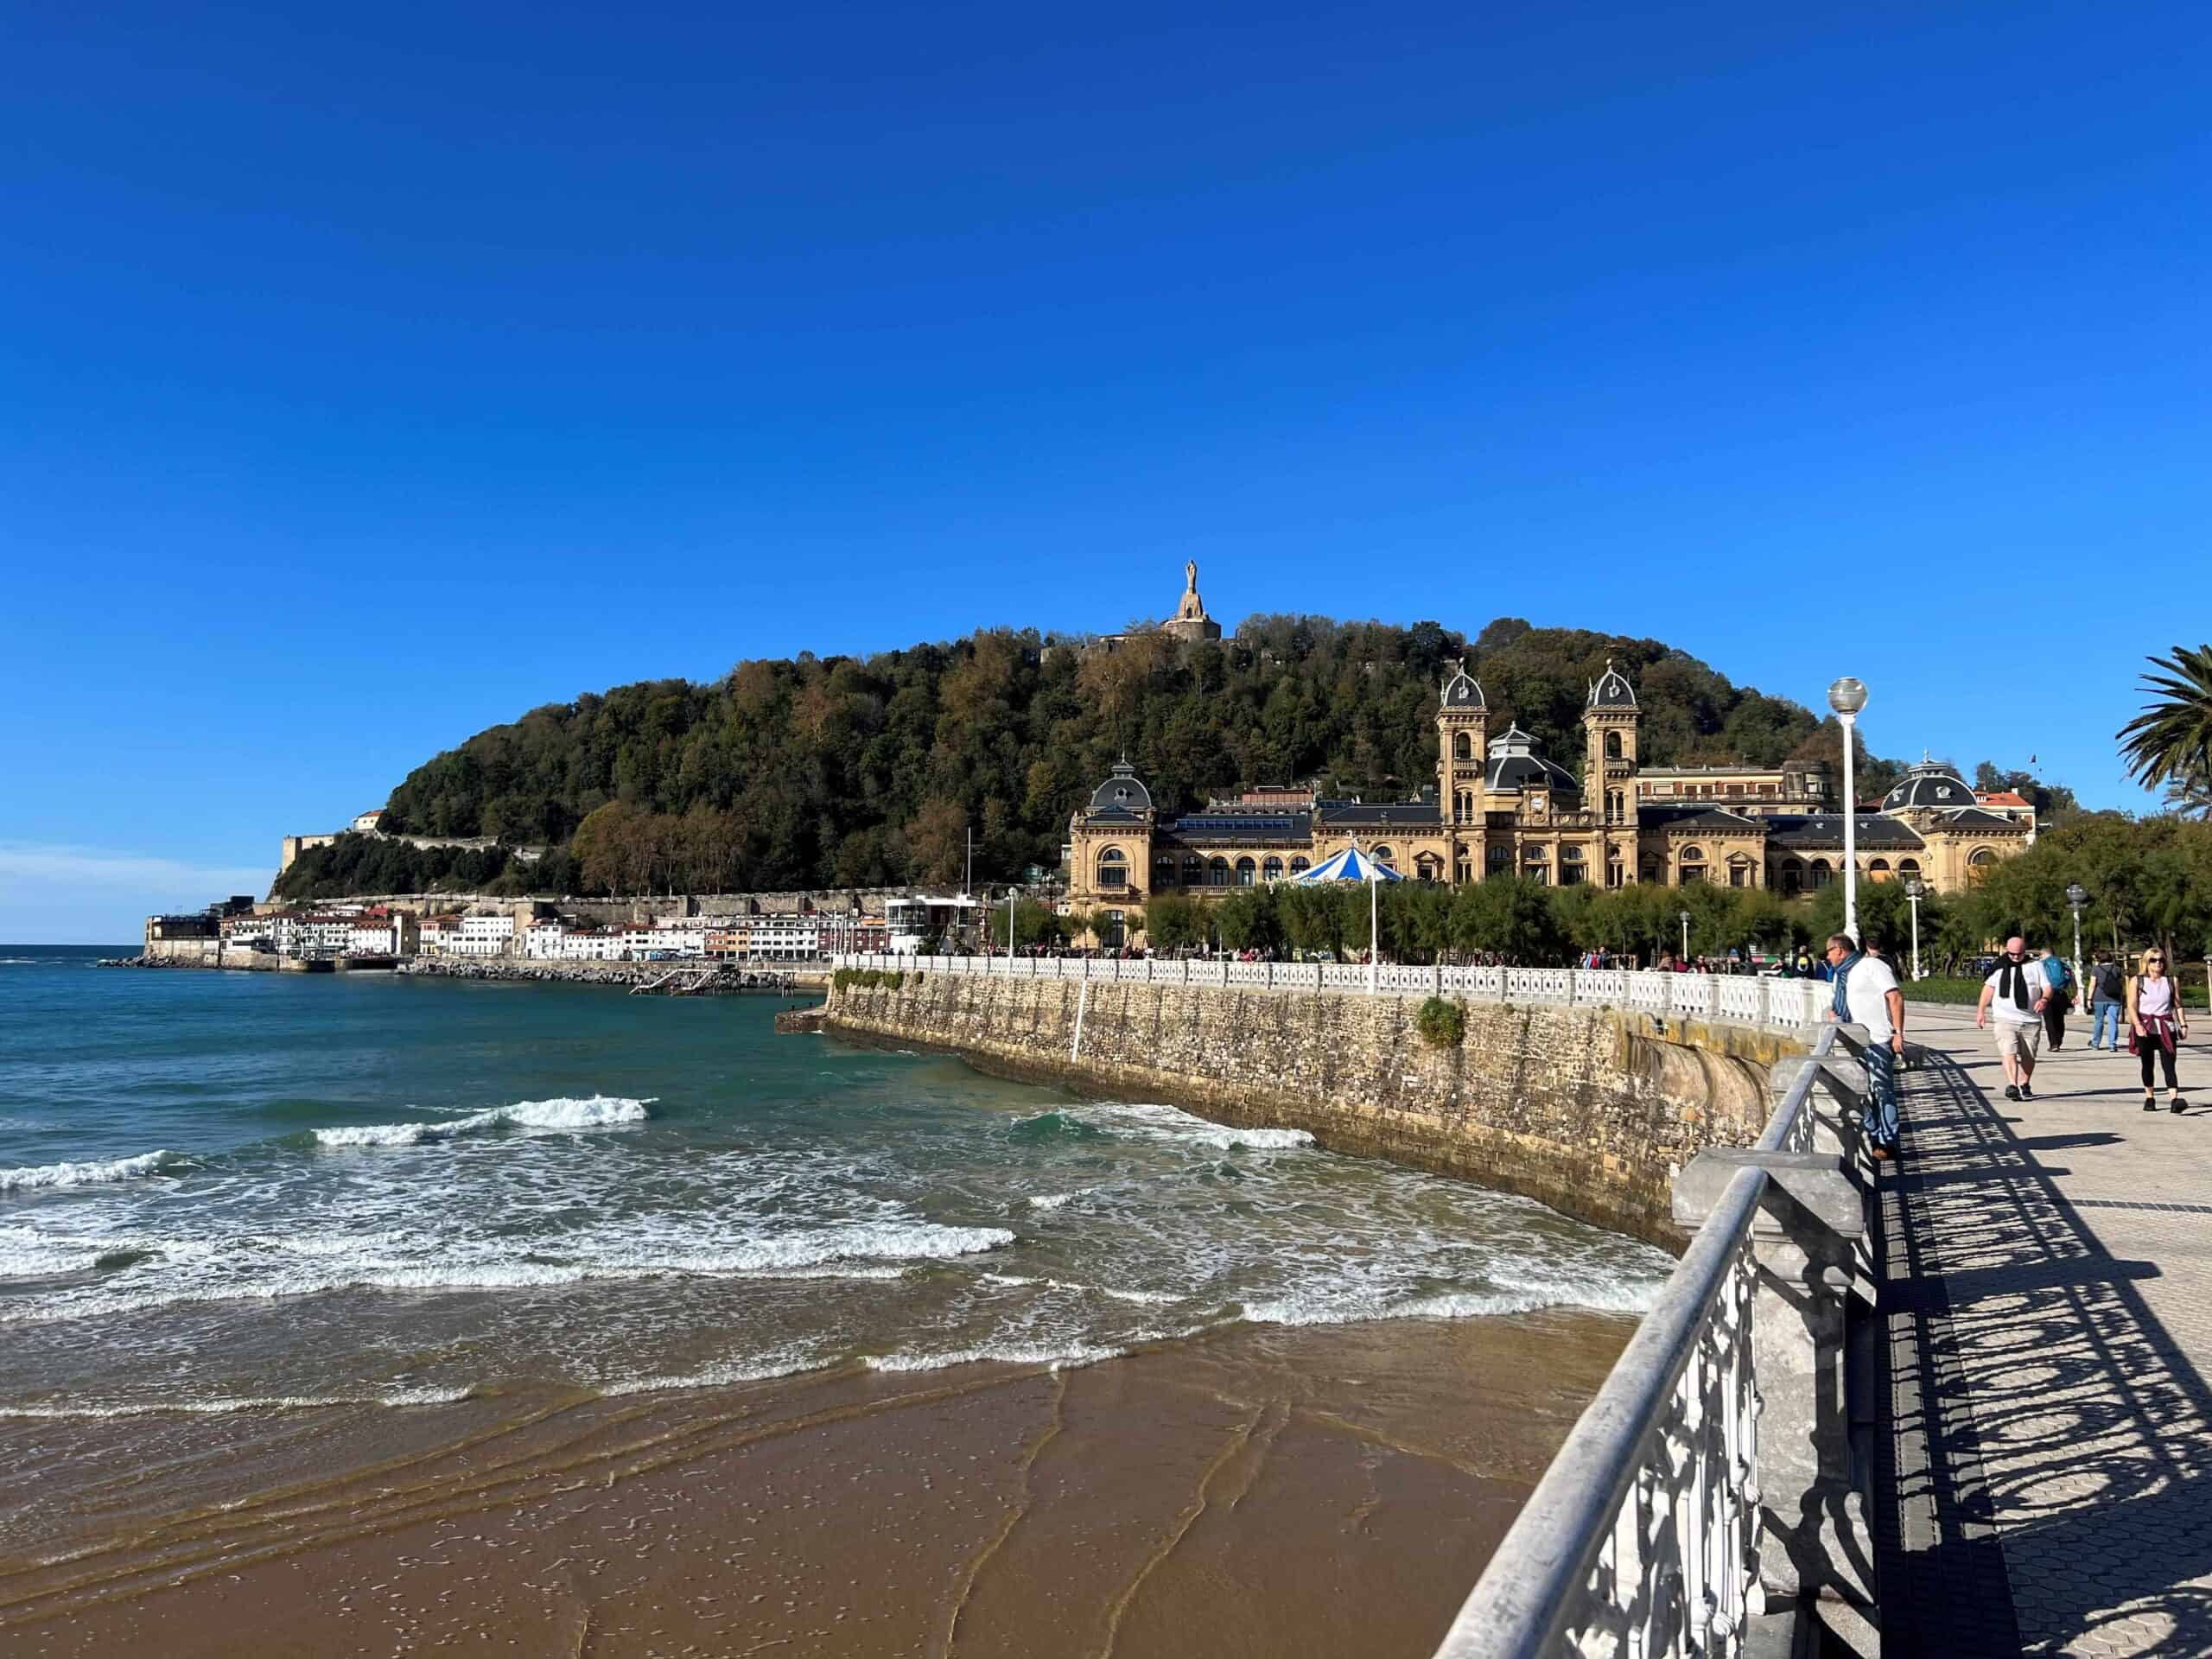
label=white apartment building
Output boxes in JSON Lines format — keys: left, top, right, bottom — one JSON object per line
{"left": 647, "top": 920, "right": 709, "bottom": 957}
{"left": 418, "top": 916, "right": 461, "bottom": 956}
{"left": 745, "top": 914, "right": 820, "bottom": 960}
{"left": 347, "top": 917, "right": 401, "bottom": 956}
{"left": 453, "top": 914, "right": 516, "bottom": 957}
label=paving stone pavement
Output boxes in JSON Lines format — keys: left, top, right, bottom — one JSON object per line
{"left": 1875, "top": 1003, "right": 2212, "bottom": 1658}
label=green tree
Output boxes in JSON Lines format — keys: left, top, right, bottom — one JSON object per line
{"left": 1216, "top": 887, "right": 1283, "bottom": 954}
{"left": 1142, "top": 894, "right": 1205, "bottom": 952}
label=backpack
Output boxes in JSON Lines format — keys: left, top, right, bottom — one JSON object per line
{"left": 2093, "top": 962, "right": 2124, "bottom": 1001}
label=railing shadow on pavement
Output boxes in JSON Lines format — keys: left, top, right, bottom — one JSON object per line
{"left": 1875, "top": 1046, "right": 2212, "bottom": 1659}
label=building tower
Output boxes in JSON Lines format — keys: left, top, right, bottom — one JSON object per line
{"left": 1438, "top": 662, "right": 1489, "bottom": 881}
{"left": 1584, "top": 661, "right": 1640, "bottom": 884}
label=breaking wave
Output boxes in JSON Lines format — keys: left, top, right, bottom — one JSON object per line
{"left": 0, "top": 1150, "right": 188, "bottom": 1194}
{"left": 314, "top": 1096, "right": 652, "bottom": 1148}
{"left": 1047, "top": 1102, "right": 1315, "bottom": 1151}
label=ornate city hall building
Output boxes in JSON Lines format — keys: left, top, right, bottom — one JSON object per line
{"left": 1069, "top": 657, "right": 2031, "bottom": 922}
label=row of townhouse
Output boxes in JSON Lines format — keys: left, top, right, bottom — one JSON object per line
{"left": 219, "top": 906, "right": 416, "bottom": 957}
{"left": 418, "top": 913, "right": 518, "bottom": 957}
{"left": 514, "top": 912, "right": 891, "bottom": 963}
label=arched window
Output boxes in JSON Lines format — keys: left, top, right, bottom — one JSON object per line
{"left": 1371, "top": 844, "right": 1395, "bottom": 868}
{"left": 1605, "top": 730, "right": 1623, "bottom": 760}
{"left": 1809, "top": 859, "right": 1833, "bottom": 889}
{"left": 1560, "top": 844, "right": 1584, "bottom": 861}
{"left": 1455, "top": 790, "right": 1474, "bottom": 824}
{"left": 1234, "top": 856, "right": 1256, "bottom": 887}
{"left": 1182, "top": 853, "right": 1204, "bottom": 887}
{"left": 1154, "top": 853, "right": 1176, "bottom": 885}
{"left": 1488, "top": 844, "right": 1510, "bottom": 873}
{"left": 1096, "top": 847, "right": 1128, "bottom": 889}
{"left": 1678, "top": 844, "right": 1707, "bottom": 886}
{"left": 1208, "top": 856, "right": 1230, "bottom": 887}
{"left": 1452, "top": 732, "right": 1472, "bottom": 760}
{"left": 1289, "top": 856, "right": 1311, "bottom": 874}
{"left": 1262, "top": 855, "right": 1284, "bottom": 880}
{"left": 1897, "top": 858, "right": 1921, "bottom": 878}
{"left": 1867, "top": 858, "right": 1891, "bottom": 882}
{"left": 1967, "top": 848, "right": 1997, "bottom": 888}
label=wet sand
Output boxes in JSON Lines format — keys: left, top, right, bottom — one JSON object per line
{"left": 0, "top": 1310, "right": 1630, "bottom": 1658}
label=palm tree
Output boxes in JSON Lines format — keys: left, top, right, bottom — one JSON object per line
{"left": 2162, "top": 778, "right": 2212, "bottom": 821}
{"left": 2117, "top": 645, "right": 2212, "bottom": 802}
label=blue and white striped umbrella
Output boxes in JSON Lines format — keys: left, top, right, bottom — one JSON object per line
{"left": 1290, "top": 844, "right": 1404, "bottom": 884}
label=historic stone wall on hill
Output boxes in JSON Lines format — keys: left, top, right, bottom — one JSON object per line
{"left": 823, "top": 975, "right": 1800, "bottom": 1249}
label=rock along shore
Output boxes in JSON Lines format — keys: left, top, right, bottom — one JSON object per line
{"left": 397, "top": 958, "right": 824, "bottom": 995}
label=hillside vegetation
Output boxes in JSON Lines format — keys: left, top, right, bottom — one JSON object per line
{"left": 278, "top": 615, "right": 1903, "bottom": 899}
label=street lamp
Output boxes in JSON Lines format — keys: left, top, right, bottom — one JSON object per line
{"left": 1679, "top": 908, "right": 1692, "bottom": 966}
{"left": 2066, "top": 882, "right": 2088, "bottom": 988}
{"left": 1827, "top": 677, "right": 1869, "bottom": 944}
{"left": 1903, "top": 877, "right": 1924, "bottom": 982}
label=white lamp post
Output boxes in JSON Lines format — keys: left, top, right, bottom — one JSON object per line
{"left": 1903, "top": 877, "right": 1924, "bottom": 982}
{"left": 2066, "top": 882, "right": 2088, "bottom": 990}
{"left": 1679, "top": 908, "right": 1692, "bottom": 965}
{"left": 1368, "top": 842, "right": 1380, "bottom": 996}
{"left": 1827, "top": 677, "right": 1869, "bottom": 942}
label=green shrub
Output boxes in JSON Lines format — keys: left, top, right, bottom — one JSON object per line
{"left": 1900, "top": 976, "right": 1986, "bottom": 1005}
{"left": 1415, "top": 995, "right": 1466, "bottom": 1049}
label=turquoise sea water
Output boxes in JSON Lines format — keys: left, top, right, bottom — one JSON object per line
{"left": 0, "top": 946, "right": 1669, "bottom": 1415}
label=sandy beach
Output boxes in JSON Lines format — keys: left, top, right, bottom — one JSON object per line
{"left": 0, "top": 1310, "right": 1627, "bottom": 1658}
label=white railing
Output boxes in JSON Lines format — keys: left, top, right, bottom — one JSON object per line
{"left": 831, "top": 954, "right": 1827, "bottom": 1034}
{"left": 1433, "top": 1022, "right": 1840, "bottom": 1658}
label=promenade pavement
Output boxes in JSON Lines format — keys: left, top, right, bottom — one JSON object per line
{"left": 1876, "top": 1002, "right": 2212, "bottom": 1657}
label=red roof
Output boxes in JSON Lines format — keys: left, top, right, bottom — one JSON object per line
{"left": 1978, "top": 791, "right": 2032, "bottom": 808}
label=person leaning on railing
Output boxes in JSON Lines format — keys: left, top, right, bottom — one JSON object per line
{"left": 1826, "top": 931, "right": 1905, "bottom": 1160}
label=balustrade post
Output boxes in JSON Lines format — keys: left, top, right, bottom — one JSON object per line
{"left": 1674, "top": 1132, "right": 1877, "bottom": 1649}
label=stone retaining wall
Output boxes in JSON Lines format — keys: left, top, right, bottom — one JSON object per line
{"left": 823, "top": 975, "right": 1802, "bottom": 1249}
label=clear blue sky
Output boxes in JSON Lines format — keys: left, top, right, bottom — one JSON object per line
{"left": 6, "top": 2, "right": 2206, "bottom": 942}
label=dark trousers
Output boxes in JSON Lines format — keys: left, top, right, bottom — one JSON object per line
{"left": 2044, "top": 994, "right": 2069, "bottom": 1047}
{"left": 2140, "top": 1032, "right": 2181, "bottom": 1091}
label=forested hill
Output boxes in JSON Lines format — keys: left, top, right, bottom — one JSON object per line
{"left": 279, "top": 615, "right": 1895, "bottom": 900}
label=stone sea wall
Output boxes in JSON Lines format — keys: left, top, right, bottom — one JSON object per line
{"left": 823, "top": 975, "right": 1802, "bottom": 1249}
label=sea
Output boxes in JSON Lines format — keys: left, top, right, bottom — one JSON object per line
{"left": 0, "top": 945, "right": 1670, "bottom": 1418}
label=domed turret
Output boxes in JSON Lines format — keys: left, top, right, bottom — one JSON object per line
{"left": 1441, "top": 664, "right": 1485, "bottom": 709}
{"left": 1586, "top": 660, "right": 1637, "bottom": 709}
{"left": 1881, "top": 759, "right": 1974, "bottom": 812}
{"left": 1087, "top": 760, "right": 1153, "bottom": 815}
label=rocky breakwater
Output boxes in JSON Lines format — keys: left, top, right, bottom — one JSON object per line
{"left": 821, "top": 974, "right": 1802, "bottom": 1249}
{"left": 401, "top": 959, "right": 819, "bottom": 995}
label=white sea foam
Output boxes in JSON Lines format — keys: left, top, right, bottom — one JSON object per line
{"left": 601, "top": 1350, "right": 834, "bottom": 1396}
{"left": 1241, "top": 1274, "right": 1658, "bottom": 1329}
{"left": 0, "top": 1150, "right": 186, "bottom": 1193}
{"left": 1058, "top": 1102, "right": 1314, "bottom": 1151}
{"left": 979, "top": 1271, "right": 1181, "bottom": 1306}
{"left": 864, "top": 1340, "right": 1127, "bottom": 1375}
{"left": 3, "top": 1221, "right": 1014, "bottom": 1325}
{"left": 1027, "top": 1192, "right": 1076, "bottom": 1211}
{"left": 0, "top": 1386, "right": 472, "bottom": 1419}
{"left": 314, "top": 1095, "right": 652, "bottom": 1148}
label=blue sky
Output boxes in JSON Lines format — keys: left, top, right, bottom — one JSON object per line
{"left": 5, "top": 2, "right": 2206, "bottom": 942}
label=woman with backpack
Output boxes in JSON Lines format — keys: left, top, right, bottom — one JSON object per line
{"left": 2039, "top": 949, "right": 2073, "bottom": 1047}
{"left": 2126, "top": 948, "right": 2190, "bottom": 1113}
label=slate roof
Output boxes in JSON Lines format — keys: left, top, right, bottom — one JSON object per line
{"left": 1441, "top": 668, "right": 1485, "bottom": 709}
{"left": 1086, "top": 760, "right": 1153, "bottom": 815}
{"left": 1160, "top": 811, "right": 1314, "bottom": 846}
{"left": 1935, "top": 807, "right": 2032, "bottom": 832}
{"left": 1586, "top": 661, "right": 1637, "bottom": 708}
{"left": 1314, "top": 800, "right": 1446, "bottom": 828}
{"left": 1881, "top": 762, "right": 1976, "bottom": 811}
{"left": 1658, "top": 809, "right": 1767, "bottom": 835}
{"left": 1766, "top": 814, "right": 1927, "bottom": 851}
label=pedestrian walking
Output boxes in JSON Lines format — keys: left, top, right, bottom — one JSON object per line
{"left": 1826, "top": 931, "right": 1905, "bottom": 1159}
{"left": 2126, "top": 949, "right": 2190, "bottom": 1113}
{"left": 2085, "top": 951, "right": 2126, "bottom": 1051}
{"left": 2038, "top": 947, "right": 2073, "bottom": 1048}
{"left": 1975, "top": 936, "right": 2049, "bottom": 1101}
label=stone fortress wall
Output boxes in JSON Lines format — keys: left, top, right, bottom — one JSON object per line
{"left": 822, "top": 972, "right": 1802, "bottom": 1249}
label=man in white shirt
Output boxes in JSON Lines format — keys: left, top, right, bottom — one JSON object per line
{"left": 1975, "top": 936, "right": 2048, "bottom": 1102}
{"left": 1826, "top": 931, "right": 1905, "bottom": 1158}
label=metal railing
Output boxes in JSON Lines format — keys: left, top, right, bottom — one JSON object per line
{"left": 829, "top": 952, "right": 1828, "bottom": 1033}
{"left": 1433, "top": 1023, "right": 1841, "bottom": 1658}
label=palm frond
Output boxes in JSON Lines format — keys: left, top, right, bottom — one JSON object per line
{"left": 2117, "top": 645, "right": 2212, "bottom": 793}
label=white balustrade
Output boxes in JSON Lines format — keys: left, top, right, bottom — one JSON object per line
{"left": 832, "top": 951, "right": 1822, "bottom": 1033}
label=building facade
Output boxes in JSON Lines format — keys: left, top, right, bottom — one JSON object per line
{"left": 1068, "top": 658, "right": 2030, "bottom": 927}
